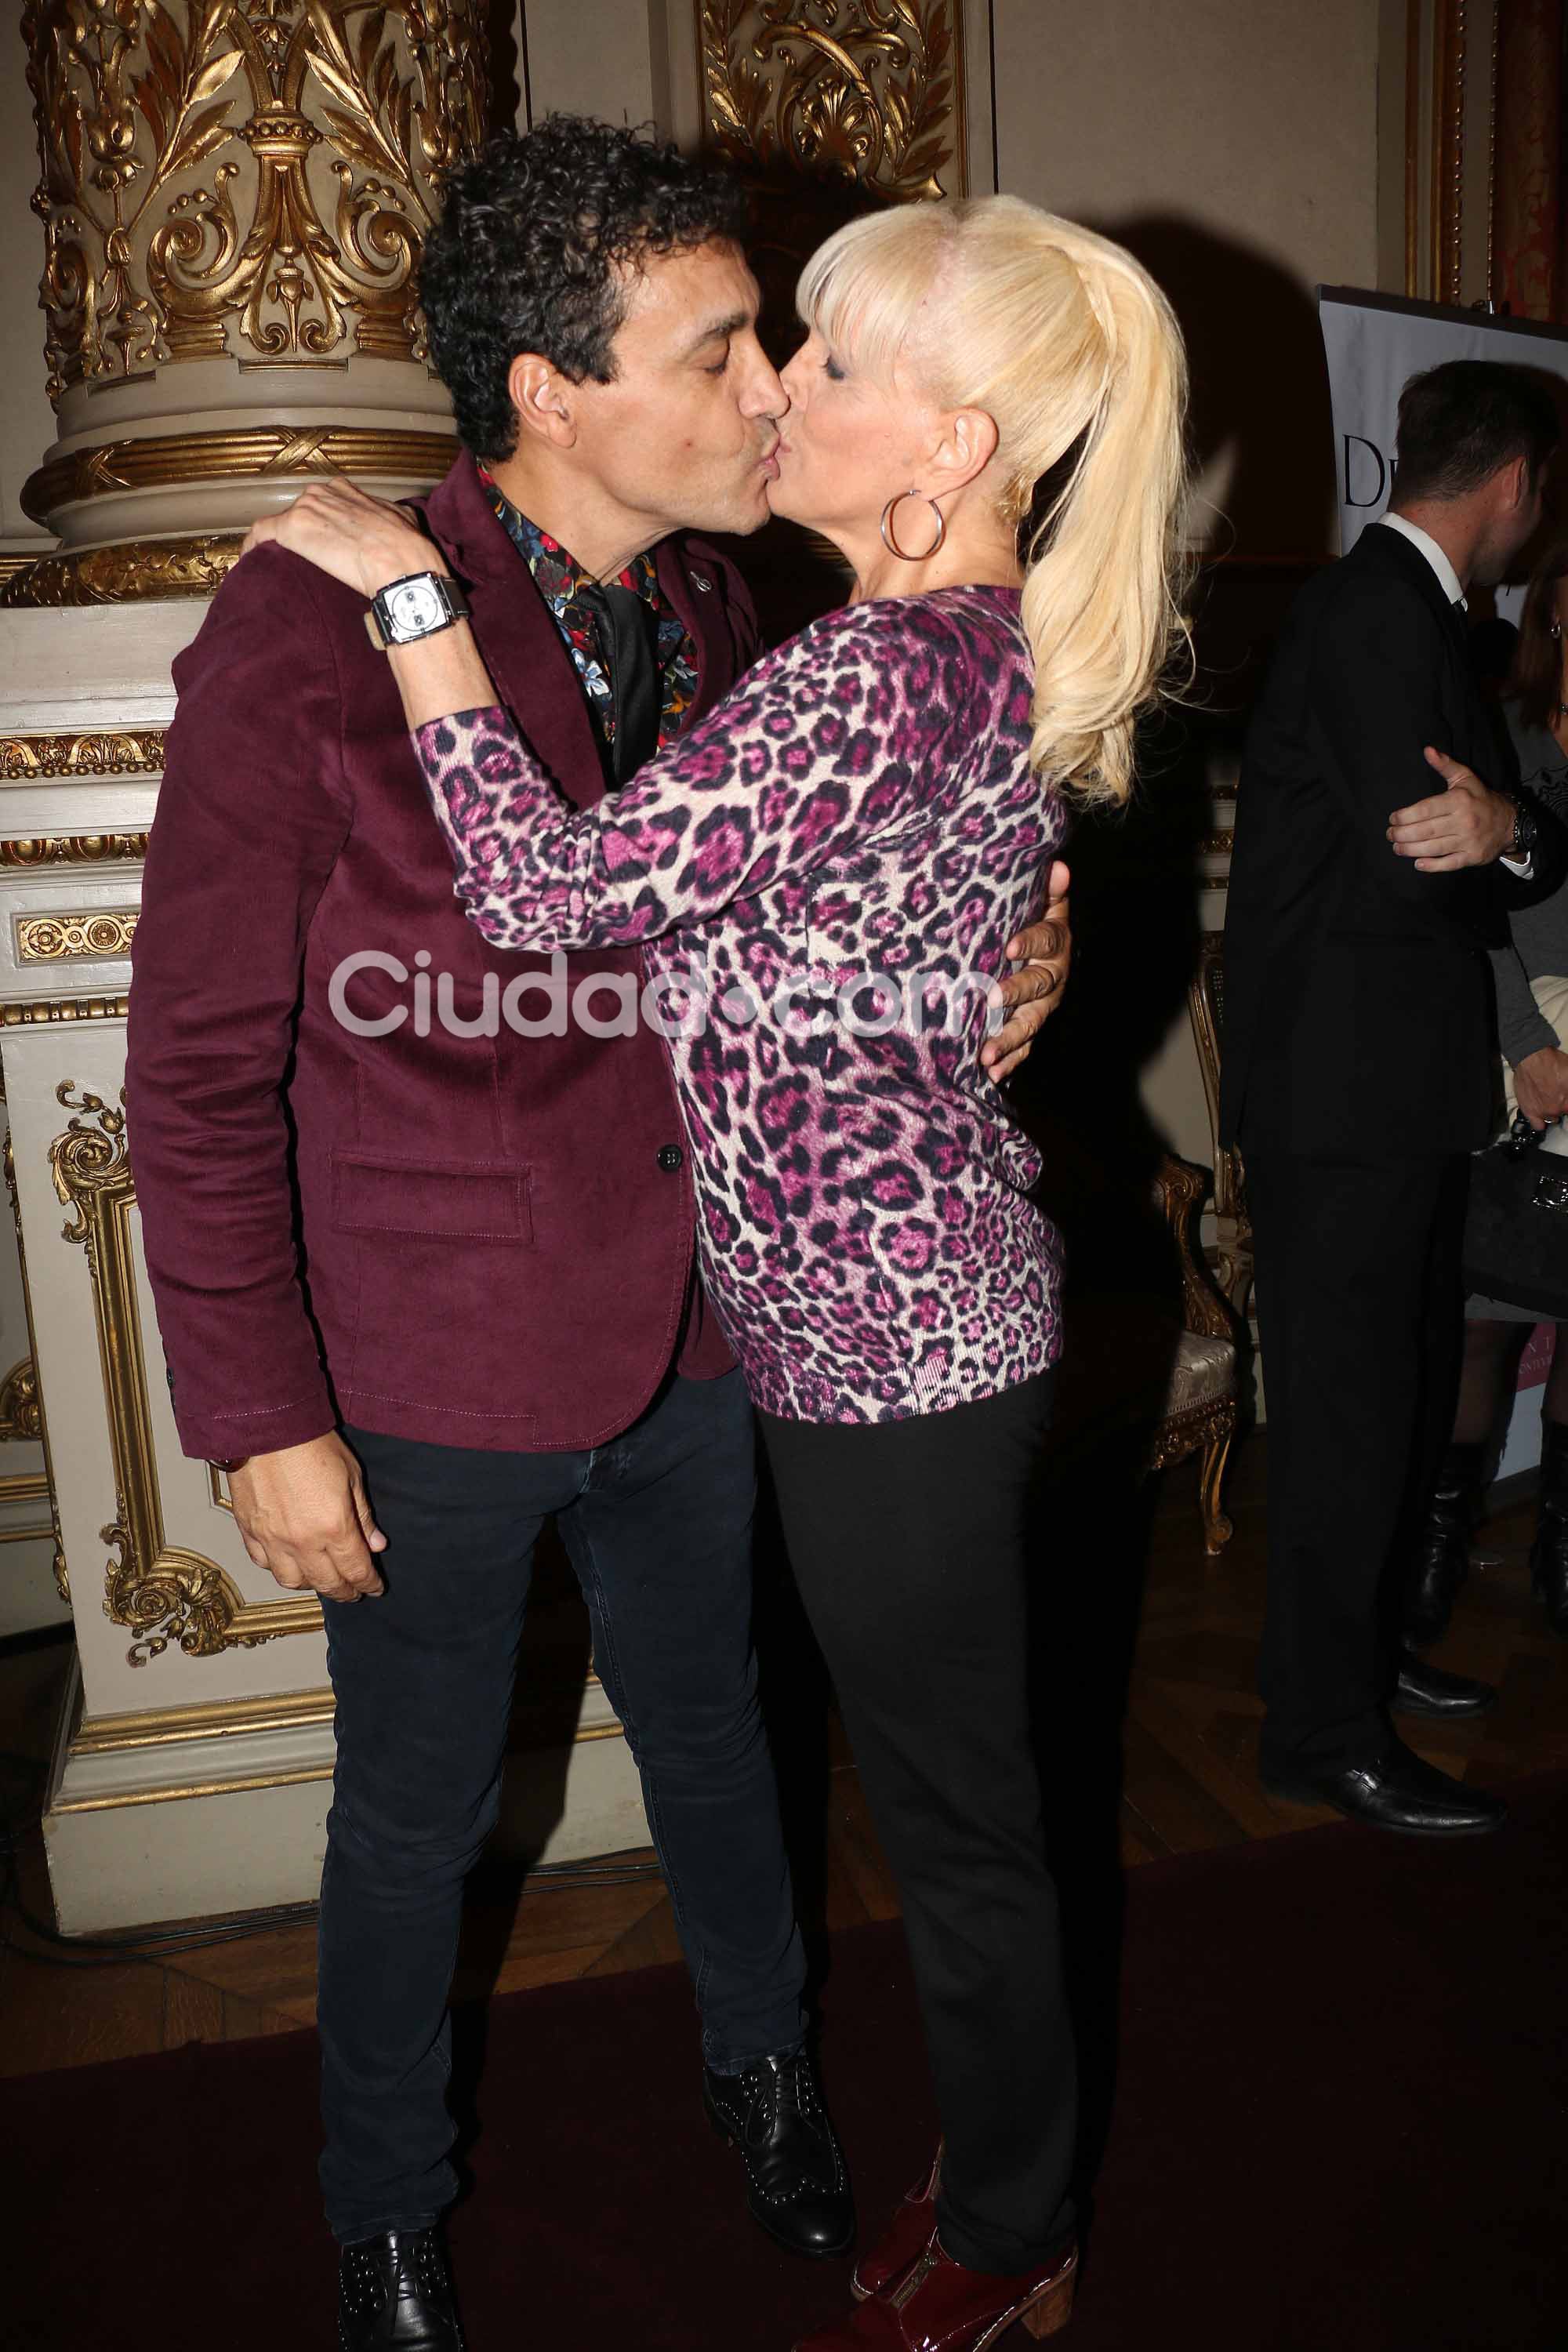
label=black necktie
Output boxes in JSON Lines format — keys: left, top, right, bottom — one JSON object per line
{"left": 580, "top": 580, "right": 661, "bottom": 785}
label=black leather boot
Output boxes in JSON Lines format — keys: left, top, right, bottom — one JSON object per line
{"left": 1530, "top": 1420, "right": 1568, "bottom": 1638}
{"left": 1393, "top": 1649, "right": 1496, "bottom": 1717}
{"left": 338, "top": 2227, "right": 464, "bottom": 2350}
{"left": 704, "top": 2048, "right": 855, "bottom": 2258}
{"left": 1405, "top": 1440, "right": 1488, "bottom": 1647}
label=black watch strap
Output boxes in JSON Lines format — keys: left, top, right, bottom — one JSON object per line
{"left": 1509, "top": 796, "right": 1541, "bottom": 858}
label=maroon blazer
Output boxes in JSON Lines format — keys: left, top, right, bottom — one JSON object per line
{"left": 126, "top": 454, "right": 754, "bottom": 1461}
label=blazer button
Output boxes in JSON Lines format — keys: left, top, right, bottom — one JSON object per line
{"left": 657, "top": 1144, "right": 684, "bottom": 1172}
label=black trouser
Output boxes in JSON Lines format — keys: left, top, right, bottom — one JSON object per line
{"left": 1247, "top": 1150, "right": 1468, "bottom": 1772}
{"left": 317, "top": 1369, "right": 806, "bottom": 2244}
{"left": 760, "top": 1373, "right": 1076, "bottom": 2278}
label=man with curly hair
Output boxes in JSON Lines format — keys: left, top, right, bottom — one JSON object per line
{"left": 125, "top": 114, "right": 1069, "bottom": 2347}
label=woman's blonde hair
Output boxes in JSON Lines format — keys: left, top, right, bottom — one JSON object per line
{"left": 797, "top": 196, "right": 1191, "bottom": 806}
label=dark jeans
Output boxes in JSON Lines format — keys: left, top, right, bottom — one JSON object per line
{"left": 318, "top": 1368, "right": 806, "bottom": 2243}
{"left": 759, "top": 1372, "right": 1076, "bottom": 2279}
{"left": 1247, "top": 1149, "right": 1468, "bottom": 1771}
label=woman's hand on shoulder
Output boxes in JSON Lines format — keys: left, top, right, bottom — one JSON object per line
{"left": 241, "top": 479, "right": 445, "bottom": 601}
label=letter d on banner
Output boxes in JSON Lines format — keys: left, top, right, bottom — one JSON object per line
{"left": 1341, "top": 434, "right": 1386, "bottom": 507}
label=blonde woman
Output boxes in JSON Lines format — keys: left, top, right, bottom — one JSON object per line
{"left": 253, "top": 194, "right": 1189, "bottom": 2352}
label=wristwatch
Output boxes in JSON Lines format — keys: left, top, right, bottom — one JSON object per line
{"left": 364, "top": 570, "right": 470, "bottom": 651}
{"left": 1508, "top": 796, "right": 1541, "bottom": 860}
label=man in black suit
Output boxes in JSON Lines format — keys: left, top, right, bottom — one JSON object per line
{"left": 1221, "top": 360, "right": 1560, "bottom": 1835}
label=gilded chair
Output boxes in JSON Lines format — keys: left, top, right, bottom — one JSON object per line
{"left": 1187, "top": 930, "right": 1254, "bottom": 1321}
{"left": 1047, "top": 1149, "right": 1239, "bottom": 1559}
{"left": 1150, "top": 1152, "right": 1239, "bottom": 1557}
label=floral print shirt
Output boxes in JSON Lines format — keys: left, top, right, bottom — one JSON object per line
{"left": 477, "top": 466, "right": 699, "bottom": 760}
{"left": 412, "top": 585, "right": 1067, "bottom": 1425}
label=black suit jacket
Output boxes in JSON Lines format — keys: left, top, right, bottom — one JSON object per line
{"left": 1219, "top": 523, "right": 1561, "bottom": 1160}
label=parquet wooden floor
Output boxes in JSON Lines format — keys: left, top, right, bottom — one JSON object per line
{"left": 3, "top": 1433, "right": 1566, "bottom": 2077}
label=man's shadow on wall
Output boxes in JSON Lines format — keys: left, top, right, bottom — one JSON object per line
{"left": 985, "top": 213, "right": 1334, "bottom": 2205}
{"left": 1109, "top": 211, "right": 1338, "bottom": 566}
{"left": 1015, "top": 209, "right": 1334, "bottom": 1168}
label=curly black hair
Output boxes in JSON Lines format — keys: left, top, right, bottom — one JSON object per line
{"left": 417, "top": 115, "right": 751, "bottom": 461}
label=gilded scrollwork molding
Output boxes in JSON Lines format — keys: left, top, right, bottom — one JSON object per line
{"left": 24, "top": 422, "right": 456, "bottom": 525}
{"left": 72, "top": 1682, "right": 336, "bottom": 1753}
{"left": 24, "top": 0, "right": 488, "bottom": 403}
{"left": 1, "top": 995, "right": 131, "bottom": 1025}
{"left": 0, "top": 834, "right": 151, "bottom": 868}
{"left": 0, "top": 536, "right": 243, "bottom": 608}
{"left": 51, "top": 1502, "right": 69, "bottom": 1601}
{"left": 0, "top": 1357, "right": 45, "bottom": 1443}
{"left": 701, "top": 0, "right": 967, "bottom": 201}
{"left": 1431, "top": 0, "right": 1468, "bottom": 307}
{"left": 49, "top": 1083, "right": 318, "bottom": 1661}
{"left": 2, "top": 1129, "right": 67, "bottom": 1602}
{"left": 17, "top": 911, "right": 140, "bottom": 964}
{"left": 0, "top": 731, "right": 164, "bottom": 782}
{"left": 0, "top": 1467, "right": 52, "bottom": 1504}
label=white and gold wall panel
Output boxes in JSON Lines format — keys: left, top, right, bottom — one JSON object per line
{"left": 0, "top": 1086, "right": 62, "bottom": 1638}
{"left": 0, "top": 603, "right": 648, "bottom": 1931}
{"left": 2, "top": 1014, "right": 333, "bottom": 1707}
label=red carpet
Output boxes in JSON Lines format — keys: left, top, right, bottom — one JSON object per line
{"left": 9, "top": 1777, "right": 1567, "bottom": 2351}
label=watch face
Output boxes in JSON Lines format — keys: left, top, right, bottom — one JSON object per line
{"left": 386, "top": 578, "right": 445, "bottom": 637}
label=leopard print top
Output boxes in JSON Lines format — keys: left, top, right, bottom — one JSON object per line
{"left": 412, "top": 584, "right": 1068, "bottom": 1424}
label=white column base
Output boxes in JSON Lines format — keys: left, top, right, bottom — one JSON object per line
{"left": 42, "top": 1661, "right": 653, "bottom": 1936}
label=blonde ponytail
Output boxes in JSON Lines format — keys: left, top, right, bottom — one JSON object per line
{"left": 797, "top": 198, "right": 1192, "bottom": 806}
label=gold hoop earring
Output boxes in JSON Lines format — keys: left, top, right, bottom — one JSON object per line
{"left": 880, "top": 490, "right": 947, "bottom": 562}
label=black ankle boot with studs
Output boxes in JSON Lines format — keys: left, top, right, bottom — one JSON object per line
{"left": 1405, "top": 1439, "right": 1488, "bottom": 1647}
{"left": 338, "top": 2227, "right": 463, "bottom": 2350}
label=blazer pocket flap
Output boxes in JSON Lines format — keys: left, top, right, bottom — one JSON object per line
{"left": 331, "top": 1153, "right": 532, "bottom": 1241}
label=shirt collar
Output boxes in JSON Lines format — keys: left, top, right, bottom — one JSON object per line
{"left": 475, "top": 465, "right": 659, "bottom": 607}
{"left": 1377, "top": 511, "right": 1468, "bottom": 611}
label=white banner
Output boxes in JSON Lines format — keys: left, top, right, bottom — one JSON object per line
{"left": 1318, "top": 288, "right": 1568, "bottom": 612}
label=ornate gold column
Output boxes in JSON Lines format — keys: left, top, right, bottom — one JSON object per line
{"left": 8, "top": 0, "right": 488, "bottom": 605}
{"left": 699, "top": 0, "right": 971, "bottom": 199}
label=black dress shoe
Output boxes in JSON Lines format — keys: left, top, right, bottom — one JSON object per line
{"left": 338, "top": 2227, "right": 464, "bottom": 2350}
{"left": 1261, "top": 1739, "right": 1506, "bottom": 1836}
{"left": 1392, "top": 1650, "right": 1497, "bottom": 1719}
{"left": 704, "top": 2049, "right": 855, "bottom": 2259}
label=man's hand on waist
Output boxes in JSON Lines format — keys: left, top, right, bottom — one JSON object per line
{"left": 983, "top": 859, "right": 1073, "bottom": 1085}
{"left": 227, "top": 1431, "right": 387, "bottom": 1605}
{"left": 1388, "top": 748, "right": 1517, "bottom": 872}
